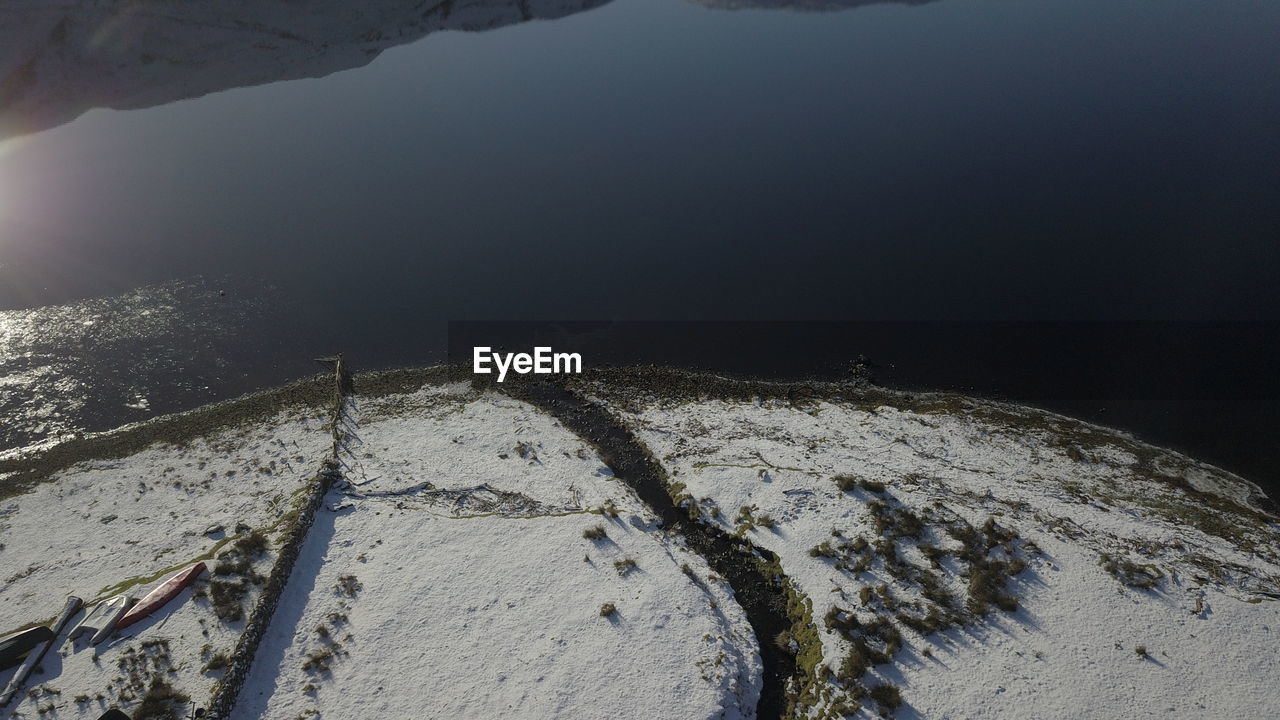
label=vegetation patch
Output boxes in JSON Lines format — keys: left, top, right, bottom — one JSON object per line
{"left": 734, "top": 505, "right": 777, "bottom": 535}
{"left": 133, "top": 677, "right": 191, "bottom": 720}
{"left": 868, "top": 683, "right": 903, "bottom": 714}
{"left": 795, "top": 492, "right": 1035, "bottom": 717}
{"left": 302, "top": 647, "right": 337, "bottom": 675}
{"left": 107, "top": 640, "right": 190, "bottom": 719}
{"left": 201, "top": 649, "right": 232, "bottom": 674}
{"left": 202, "top": 528, "right": 271, "bottom": 621}
{"left": 208, "top": 578, "right": 252, "bottom": 621}
{"left": 335, "top": 575, "right": 363, "bottom": 597}
{"left": 1100, "top": 554, "right": 1164, "bottom": 590}
{"left": 834, "top": 474, "right": 886, "bottom": 494}
{"left": 613, "top": 558, "right": 638, "bottom": 577}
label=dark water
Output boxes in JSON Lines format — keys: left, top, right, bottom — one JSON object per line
{"left": 1, "top": 1, "right": 1278, "bottom": 488}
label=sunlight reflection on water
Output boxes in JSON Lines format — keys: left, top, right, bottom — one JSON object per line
{"left": 0, "top": 278, "right": 274, "bottom": 452}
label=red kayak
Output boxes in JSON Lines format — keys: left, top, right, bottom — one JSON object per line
{"left": 115, "top": 562, "right": 206, "bottom": 631}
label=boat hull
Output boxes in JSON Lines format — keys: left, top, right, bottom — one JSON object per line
{"left": 0, "top": 596, "right": 82, "bottom": 708}
{"left": 114, "top": 562, "right": 206, "bottom": 631}
{"left": 0, "top": 626, "right": 54, "bottom": 671}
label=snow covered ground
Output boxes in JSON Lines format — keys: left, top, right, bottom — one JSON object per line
{"left": 0, "top": 406, "right": 331, "bottom": 719}
{"left": 576, "top": 378, "right": 1280, "bottom": 718}
{"left": 0, "top": 0, "right": 614, "bottom": 140}
{"left": 233, "top": 382, "right": 759, "bottom": 720}
{"left": 2, "top": 370, "right": 1277, "bottom": 719}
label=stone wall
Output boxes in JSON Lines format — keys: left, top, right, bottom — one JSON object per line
{"left": 204, "top": 356, "right": 350, "bottom": 719}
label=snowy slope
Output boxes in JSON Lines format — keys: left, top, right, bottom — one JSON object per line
{"left": 0, "top": 0, "right": 613, "bottom": 140}
{"left": 0, "top": 406, "right": 330, "bottom": 719}
{"left": 576, "top": 377, "right": 1280, "bottom": 718}
{"left": 1, "top": 370, "right": 1276, "bottom": 719}
{"left": 232, "top": 382, "right": 760, "bottom": 720}
{"left": 0, "top": 0, "right": 953, "bottom": 142}
{"left": 0, "top": 409, "right": 329, "bottom": 632}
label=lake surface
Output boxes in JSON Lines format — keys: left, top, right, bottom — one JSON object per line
{"left": 1, "top": 1, "right": 1278, "bottom": 488}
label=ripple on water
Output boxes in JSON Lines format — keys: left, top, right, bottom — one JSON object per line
{"left": 0, "top": 278, "right": 282, "bottom": 453}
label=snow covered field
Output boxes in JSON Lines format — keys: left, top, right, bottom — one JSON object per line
{"left": 577, "top": 376, "right": 1280, "bottom": 718}
{"left": 0, "top": 405, "right": 331, "bottom": 719}
{"left": 234, "top": 383, "right": 759, "bottom": 720}
{"left": 2, "top": 370, "right": 1277, "bottom": 719}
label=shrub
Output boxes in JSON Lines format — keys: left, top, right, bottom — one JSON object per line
{"left": 834, "top": 475, "right": 886, "bottom": 493}
{"left": 809, "top": 541, "right": 839, "bottom": 559}
{"left": 896, "top": 605, "right": 954, "bottom": 635}
{"left": 981, "top": 518, "right": 1019, "bottom": 547}
{"left": 894, "top": 508, "right": 923, "bottom": 539}
{"left": 851, "top": 554, "right": 873, "bottom": 573}
{"left": 773, "top": 630, "right": 796, "bottom": 653}
{"left": 213, "top": 557, "right": 252, "bottom": 577}
{"left": 919, "top": 572, "right": 958, "bottom": 609}
{"left": 859, "top": 479, "right": 888, "bottom": 493}
{"left": 514, "top": 441, "right": 537, "bottom": 460}
{"left": 861, "top": 616, "right": 903, "bottom": 659}
{"left": 202, "top": 652, "right": 231, "bottom": 673}
{"left": 868, "top": 683, "right": 902, "bottom": 711}
{"left": 918, "top": 544, "right": 948, "bottom": 568}
{"left": 599, "top": 602, "right": 617, "bottom": 618}
{"left": 212, "top": 528, "right": 268, "bottom": 585}
{"left": 869, "top": 500, "right": 923, "bottom": 539}
{"left": 834, "top": 475, "right": 860, "bottom": 492}
{"left": 133, "top": 678, "right": 189, "bottom": 720}
{"left": 208, "top": 579, "right": 249, "bottom": 621}
{"left": 836, "top": 646, "right": 869, "bottom": 686}
{"left": 947, "top": 523, "right": 984, "bottom": 562}
{"left": 823, "top": 606, "right": 859, "bottom": 634}
{"left": 966, "top": 559, "right": 1020, "bottom": 614}
{"left": 1100, "top": 555, "right": 1163, "bottom": 589}
{"left": 302, "top": 648, "right": 335, "bottom": 674}
{"left": 614, "top": 558, "right": 638, "bottom": 576}
{"left": 335, "top": 575, "right": 363, "bottom": 597}
{"left": 233, "top": 529, "right": 269, "bottom": 558}
{"left": 583, "top": 525, "right": 607, "bottom": 541}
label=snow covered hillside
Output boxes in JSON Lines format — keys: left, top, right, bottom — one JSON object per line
{"left": 574, "top": 371, "right": 1280, "bottom": 718}
{"left": 0, "top": 0, "right": 947, "bottom": 142}
{"left": 1, "top": 367, "right": 1276, "bottom": 719}
{"left": 0, "top": 0, "right": 612, "bottom": 140}
{"left": 233, "top": 382, "right": 759, "bottom": 720}
{"left": 0, "top": 390, "right": 332, "bottom": 719}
